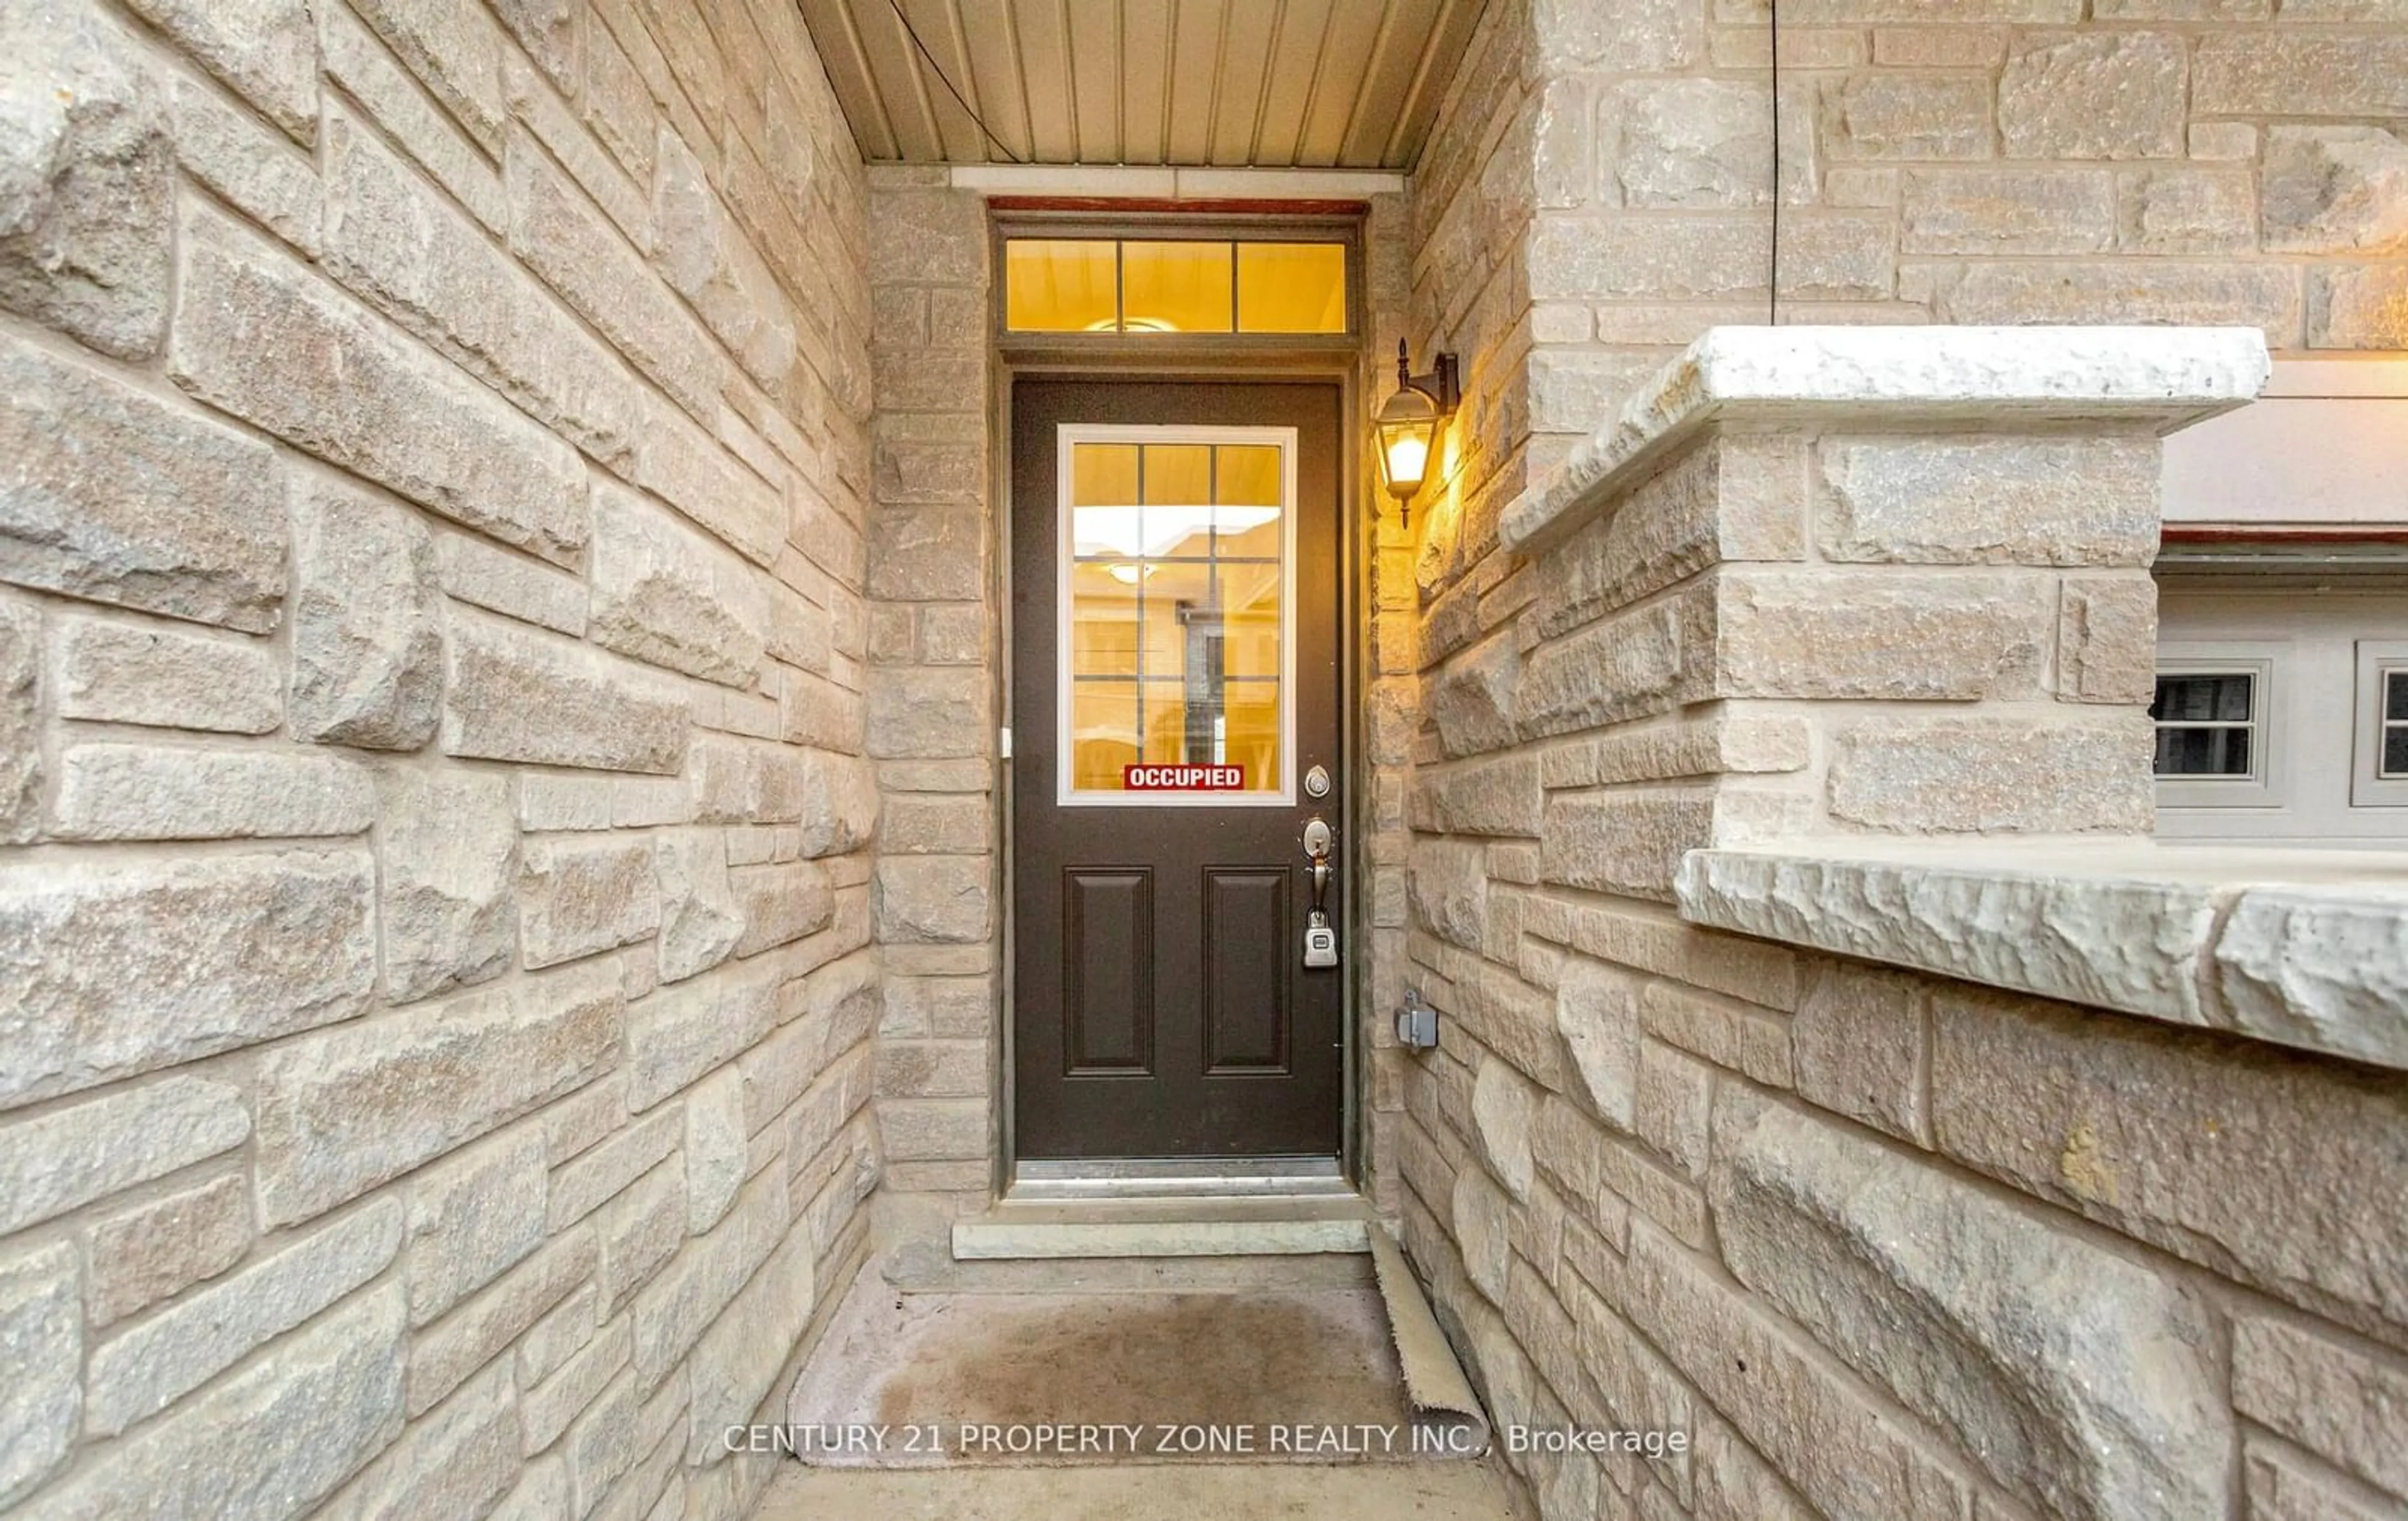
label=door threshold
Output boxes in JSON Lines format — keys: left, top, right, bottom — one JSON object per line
{"left": 959, "top": 1173, "right": 1371, "bottom": 1261}
{"left": 1007, "top": 1155, "right": 1351, "bottom": 1203}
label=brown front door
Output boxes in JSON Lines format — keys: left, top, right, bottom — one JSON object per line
{"left": 1011, "top": 379, "right": 1344, "bottom": 1160}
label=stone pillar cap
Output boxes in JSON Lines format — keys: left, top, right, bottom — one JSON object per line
{"left": 1679, "top": 841, "right": 2408, "bottom": 1073}
{"left": 1501, "top": 325, "right": 2274, "bottom": 552}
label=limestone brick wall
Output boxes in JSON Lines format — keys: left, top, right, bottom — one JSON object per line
{"left": 1383, "top": 330, "right": 2408, "bottom": 1520}
{"left": 1364, "top": 0, "right": 1555, "bottom": 1223}
{"left": 0, "top": 2, "right": 881, "bottom": 1518}
{"left": 858, "top": 170, "right": 1001, "bottom": 1256}
{"left": 1402, "top": 0, "right": 1545, "bottom": 611}
{"left": 1418, "top": 945, "right": 2408, "bottom": 1521}
{"left": 1360, "top": 186, "right": 1422, "bottom": 1218}
{"left": 847, "top": 181, "right": 1428, "bottom": 1247}
{"left": 1508, "top": 0, "right": 2408, "bottom": 474}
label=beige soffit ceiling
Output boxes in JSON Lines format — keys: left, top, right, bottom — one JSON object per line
{"left": 796, "top": 0, "right": 1489, "bottom": 172}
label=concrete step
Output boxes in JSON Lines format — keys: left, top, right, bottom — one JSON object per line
{"left": 951, "top": 1194, "right": 1375, "bottom": 1260}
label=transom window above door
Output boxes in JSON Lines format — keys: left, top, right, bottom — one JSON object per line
{"left": 1006, "top": 239, "right": 1348, "bottom": 334}
{"left": 1057, "top": 427, "right": 1295, "bottom": 805}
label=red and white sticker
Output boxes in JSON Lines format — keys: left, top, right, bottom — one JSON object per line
{"left": 1122, "top": 764, "right": 1246, "bottom": 792}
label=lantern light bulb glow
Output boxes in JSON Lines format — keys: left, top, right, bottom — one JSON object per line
{"left": 1373, "top": 343, "right": 1459, "bottom": 521}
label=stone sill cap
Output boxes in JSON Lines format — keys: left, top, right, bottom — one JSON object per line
{"left": 1499, "top": 325, "right": 2275, "bottom": 552}
{"left": 1677, "top": 840, "right": 2408, "bottom": 1075}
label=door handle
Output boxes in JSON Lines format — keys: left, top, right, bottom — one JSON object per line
{"left": 1302, "top": 818, "right": 1334, "bottom": 917}
{"left": 1302, "top": 818, "right": 1337, "bottom": 968}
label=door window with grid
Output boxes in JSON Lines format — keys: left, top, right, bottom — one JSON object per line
{"left": 1057, "top": 427, "right": 1295, "bottom": 805}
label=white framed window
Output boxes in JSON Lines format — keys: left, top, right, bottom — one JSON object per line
{"left": 2152, "top": 643, "right": 2285, "bottom": 809}
{"left": 2351, "top": 639, "right": 2408, "bottom": 808}
{"left": 2153, "top": 591, "right": 2408, "bottom": 846}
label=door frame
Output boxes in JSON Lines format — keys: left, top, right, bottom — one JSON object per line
{"left": 989, "top": 211, "right": 1370, "bottom": 1194}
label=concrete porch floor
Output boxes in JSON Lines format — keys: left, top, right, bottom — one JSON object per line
{"left": 754, "top": 1458, "right": 1528, "bottom": 1519}
{"left": 757, "top": 1250, "right": 1526, "bottom": 1518}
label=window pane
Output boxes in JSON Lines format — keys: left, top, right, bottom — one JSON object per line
{"left": 1120, "top": 241, "right": 1233, "bottom": 333}
{"left": 1218, "top": 560, "right": 1281, "bottom": 680}
{"left": 1237, "top": 242, "right": 1348, "bottom": 333}
{"left": 2155, "top": 726, "right": 2252, "bottom": 776}
{"left": 1141, "top": 444, "right": 1213, "bottom": 506}
{"left": 1006, "top": 239, "right": 1117, "bottom": 331}
{"left": 1139, "top": 560, "right": 1220, "bottom": 676}
{"left": 1071, "top": 443, "right": 1139, "bottom": 508}
{"left": 2388, "top": 670, "right": 2408, "bottom": 722}
{"left": 1222, "top": 679, "right": 1282, "bottom": 783}
{"left": 1070, "top": 681, "right": 1140, "bottom": 790}
{"left": 1213, "top": 503, "right": 1282, "bottom": 561}
{"left": 2151, "top": 673, "right": 2253, "bottom": 724}
{"left": 1141, "top": 683, "right": 1195, "bottom": 766}
{"left": 2387, "top": 724, "right": 2408, "bottom": 779}
{"left": 1067, "top": 562, "right": 1144, "bottom": 678}
{"left": 1215, "top": 445, "right": 1282, "bottom": 507}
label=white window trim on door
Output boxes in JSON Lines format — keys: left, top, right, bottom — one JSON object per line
{"left": 2352, "top": 639, "right": 2408, "bottom": 808}
{"left": 2154, "top": 641, "right": 2289, "bottom": 811}
{"left": 1054, "top": 422, "right": 1301, "bottom": 808}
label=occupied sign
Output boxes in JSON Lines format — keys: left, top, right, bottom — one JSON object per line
{"left": 1123, "top": 764, "right": 1245, "bottom": 791}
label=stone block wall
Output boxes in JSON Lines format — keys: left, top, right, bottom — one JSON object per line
{"left": 858, "top": 169, "right": 1001, "bottom": 1251}
{"left": 848, "top": 178, "right": 1431, "bottom": 1249}
{"left": 1400, "top": 927, "right": 2408, "bottom": 1521}
{"left": 1391, "top": 16, "right": 2408, "bottom": 1515}
{"left": 0, "top": 1, "right": 881, "bottom": 1517}
{"left": 1401, "top": 0, "right": 2408, "bottom": 505}
{"left": 1368, "top": 0, "right": 1555, "bottom": 1216}
{"left": 1403, "top": 0, "right": 1545, "bottom": 612}
{"left": 1360, "top": 186, "right": 1422, "bottom": 1218}
{"left": 1383, "top": 341, "right": 2408, "bottom": 1520}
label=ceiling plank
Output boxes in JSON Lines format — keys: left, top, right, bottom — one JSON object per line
{"left": 957, "top": 0, "right": 1035, "bottom": 161}
{"left": 1066, "top": 0, "right": 1123, "bottom": 164}
{"left": 1341, "top": 0, "right": 1440, "bottom": 168}
{"left": 1250, "top": 0, "right": 1334, "bottom": 167}
{"left": 797, "top": 0, "right": 902, "bottom": 159}
{"left": 1164, "top": 0, "right": 1227, "bottom": 166}
{"left": 1291, "top": 0, "right": 1358, "bottom": 169}
{"left": 1012, "top": 0, "right": 1080, "bottom": 162}
{"left": 1117, "top": 0, "right": 1175, "bottom": 166}
{"left": 850, "top": 0, "right": 946, "bottom": 159}
{"left": 1210, "top": 0, "right": 1280, "bottom": 167}
{"left": 900, "top": 0, "right": 993, "bottom": 160}
{"left": 1383, "top": 0, "right": 1487, "bottom": 171}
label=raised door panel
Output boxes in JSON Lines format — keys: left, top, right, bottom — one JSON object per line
{"left": 1065, "top": 868, "right": 1152, "bottom": 1074}
{"left": 1203, "top": 868, "right": 1289, "bottom": 1074}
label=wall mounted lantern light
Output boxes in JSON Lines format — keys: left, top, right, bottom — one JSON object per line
{"left": 1375, "top": 339, "right": 1460, "bottom": 525}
